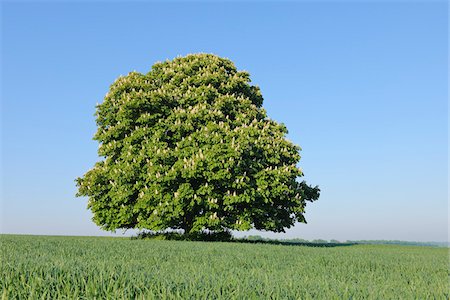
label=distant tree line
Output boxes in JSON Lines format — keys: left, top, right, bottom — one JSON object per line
{"left": 346, "top": 240, "right": 449, "bottom": 247}
{"left": 241, "top": 236, "right": 449, "bottom": 247}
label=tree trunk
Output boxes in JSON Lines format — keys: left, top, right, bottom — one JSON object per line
{"left": 182, "top": 215, "right": 193, "bottom": 235}
{"left": 183, "top": 224, "right": 192, "bottom": 235}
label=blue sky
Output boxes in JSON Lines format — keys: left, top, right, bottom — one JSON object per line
{"left": 1, "top": 1, "right": 447, "bottom": 242}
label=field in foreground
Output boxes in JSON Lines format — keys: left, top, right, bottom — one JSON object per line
{"left": 1, "top": 235, "right": 448, "bottom": 299}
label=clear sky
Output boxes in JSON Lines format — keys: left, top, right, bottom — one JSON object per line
{"left": 1, "top": 1, "right": 447, "bottom": 242}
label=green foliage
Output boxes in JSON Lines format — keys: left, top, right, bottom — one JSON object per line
{"left": 76, "top": 53, "right": 319, "bottom": 234}
{"left": 1, "top": 235, "right": 448, "bottom": 299}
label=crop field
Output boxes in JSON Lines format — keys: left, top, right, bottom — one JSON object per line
{"left": 1, "top": 235, "right": 448, "bottom": 299}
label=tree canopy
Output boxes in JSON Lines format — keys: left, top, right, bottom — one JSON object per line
{"left": 76, "top": 53, "right": 319, "bottom": 234}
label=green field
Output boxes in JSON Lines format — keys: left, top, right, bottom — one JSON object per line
{"left": 1, "top": 235, "right": 448, "bottom": 299}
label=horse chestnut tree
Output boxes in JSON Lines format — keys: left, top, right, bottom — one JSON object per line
{"left": 76, "top": 54, "right": 319, "bottom": 234}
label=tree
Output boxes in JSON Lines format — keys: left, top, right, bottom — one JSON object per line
{"left": 76, "top": 53, "right": 319, "bottom": 235}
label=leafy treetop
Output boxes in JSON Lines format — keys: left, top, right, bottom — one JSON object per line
{"left": 76, "top": 53, "right": 319, "bottom": 234}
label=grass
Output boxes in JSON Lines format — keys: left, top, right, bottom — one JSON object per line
{"left": 1, "top": 234, "right": 448, "bottom": 299}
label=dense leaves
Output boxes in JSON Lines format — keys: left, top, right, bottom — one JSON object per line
{"left": 76, "top": 53, "right": 319, "bottom": 233}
